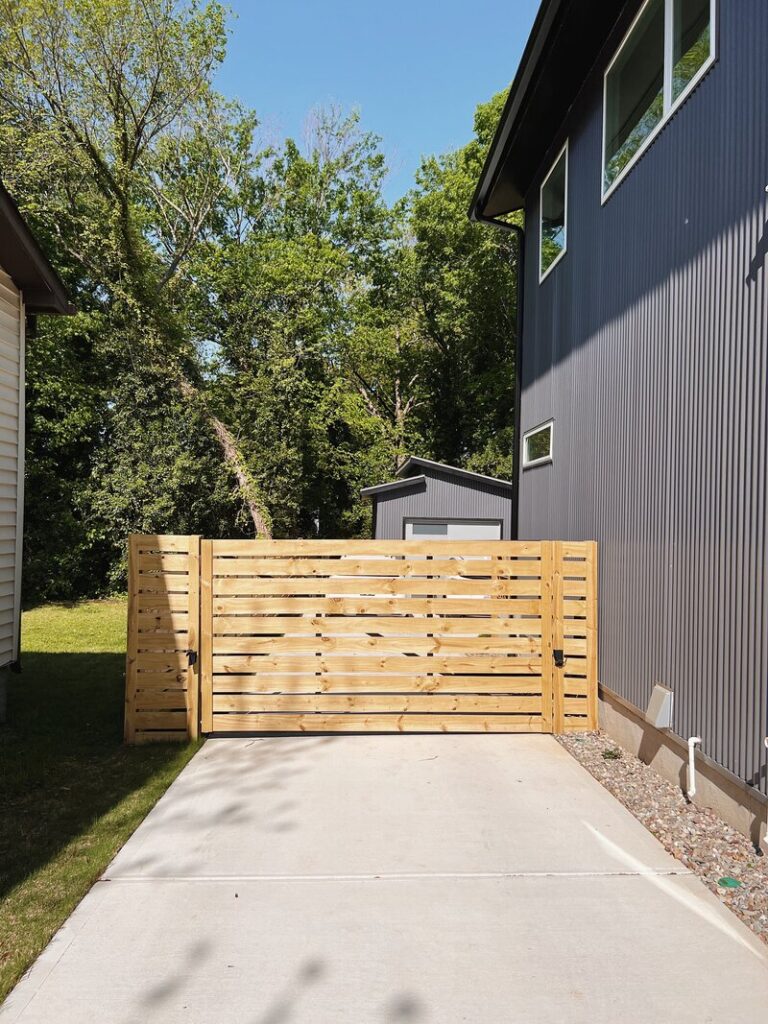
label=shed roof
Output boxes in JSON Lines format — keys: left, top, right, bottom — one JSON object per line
{"left": 361, "top": 457, "right": 514, "bottom": 499}
{"left": 470, "top": 0, "right": 626, "bottom": 220}
{"left": 0, "top": 181, "right": 73, "bottom": 315}
{"left": 359, "top": 475, "right": 427, "bottom": 498}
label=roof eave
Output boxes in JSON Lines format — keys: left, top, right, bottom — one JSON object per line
{"left": 396, "top": 456, "right": 515, "bottom": 491}
{"left": 469, "top": 0, "right": 565, "bottom": 222}
{"left": 0, "top": 184, "right": 73, "bottom": 315}
{"left": 360, "top": 475, "right": 428, "bottom": 499}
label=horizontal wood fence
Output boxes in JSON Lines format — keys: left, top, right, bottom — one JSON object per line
{"left": 125, "top": 536, "right": 597, "bottom": 742}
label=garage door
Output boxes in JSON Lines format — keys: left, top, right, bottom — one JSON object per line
{"left": 405, "top": 519, "right": 503, "bottom": 541}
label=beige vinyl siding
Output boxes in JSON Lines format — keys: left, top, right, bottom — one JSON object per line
{"left": 0, "top": 267, "right": 23, "bottom": 668}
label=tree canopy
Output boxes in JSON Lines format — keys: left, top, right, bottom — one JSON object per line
{"left": 0, "top": 0, "right": 518, "bottom": 602}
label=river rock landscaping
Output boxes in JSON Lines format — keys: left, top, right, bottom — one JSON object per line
{"left": 558, "top": 731, "right": 768, "bottom": 944}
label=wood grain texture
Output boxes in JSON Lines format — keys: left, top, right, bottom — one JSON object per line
{"left": 213, "top": 694, "right": 543, "bottom": 714}
{"left": 125, "top": 535, "right": 598, "bottom": 739}
{"left": 125, "top": 534, "right": 197, "bottom": 744}
{"left": 209, "top": 713, "right": 547, "bottom": 733}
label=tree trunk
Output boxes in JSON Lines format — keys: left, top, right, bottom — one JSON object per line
{"left": 177, "top": 378, "right": 272, "bottom": 537}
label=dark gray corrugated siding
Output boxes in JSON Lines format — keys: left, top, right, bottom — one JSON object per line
{"left": 374, "top": 469, "right": 513, "bottom": 539}
{"left": 519, "top": 0, "right": 768, "bottom": 795}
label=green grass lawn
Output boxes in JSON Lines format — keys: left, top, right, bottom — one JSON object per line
{"left": 0, "top": 600, "right": 200, "bottom": 1004}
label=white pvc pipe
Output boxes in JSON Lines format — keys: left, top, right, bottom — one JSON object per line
{"left": 687, "top": 736, "right": 702, "bottom": 800}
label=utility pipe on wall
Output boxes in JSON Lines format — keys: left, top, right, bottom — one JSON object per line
{"left": 687, "top": 736, "right": 702, "bottom": 801}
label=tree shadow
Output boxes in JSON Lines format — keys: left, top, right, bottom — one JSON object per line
{"left": 0, "top": 650, "right": 197, "bottom": 899}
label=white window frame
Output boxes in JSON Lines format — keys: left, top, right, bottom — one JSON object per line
{"left": 522, "top": 419, "right": 554, "bottom": 469}
{"left": 539, "top": 141, "right": 568, "bottom": 283}
{"left": 601, "top": 0, "right": 717, "bottom": 203}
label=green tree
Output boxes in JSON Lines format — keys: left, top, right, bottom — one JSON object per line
{"left": 405, "top": 90, "right": 519, "bottom": 478}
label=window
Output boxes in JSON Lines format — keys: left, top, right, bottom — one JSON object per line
{"left": 603, "top": 0, "right": 715, "bottom": 198}
{"left": 672, "top": 0, "right": 712, "bottom": 101}
{"left": 539, "top": 144, "right": 568, "bottom": 281}
{"left": 522, "top": 421, "right": 553, "bottom": 469}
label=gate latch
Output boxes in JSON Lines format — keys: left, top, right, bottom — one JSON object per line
{"left": 187, "top": 649, "right": 198, "bottom": 667}
{"left": 553, "top": 649, "right": 566, "bottom": 668}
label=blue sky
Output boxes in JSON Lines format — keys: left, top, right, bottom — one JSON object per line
{"left": 215, "top": 0, "right": 540, "bottom": 203}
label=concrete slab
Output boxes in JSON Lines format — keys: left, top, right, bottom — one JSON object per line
{"left": 3, "top": 736, "right": 768, "bottom": 1023}
{"left": 107, "top": 735, "right": 679, "bottom": 878}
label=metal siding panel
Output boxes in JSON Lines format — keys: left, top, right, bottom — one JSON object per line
{"left": 519, "top": 0, "right": 768, "bottom": 795}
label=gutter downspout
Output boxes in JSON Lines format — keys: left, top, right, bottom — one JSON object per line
{"left": 471, "top": 211, "right": 524, "bottom": 541}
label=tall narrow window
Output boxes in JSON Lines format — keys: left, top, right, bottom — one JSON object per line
{"left": 604, "top": 0, "right": 665, "bottom": 193}
{"left": 603, "top": 0, "right": 715, "bottom": 198}
{"left": 539, "top": 144, "right": 568, "bottom": 281}
{"left": 672, "top": 0, "right": 711, "bottom": 101}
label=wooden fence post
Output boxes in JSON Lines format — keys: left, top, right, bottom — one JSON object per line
{"left": 585, "top": 541, "right": 599, "bottom": 730}
{"left": 124, "top": 534, "right": 139, "bottom": 743}
{"left": 551, "top": 540, "right": 565, "bottom": 733}
{"left": 200, "top": 539, "right": 213, "bottom": 734}
{"left": 186, "top": 536, "right": 201, "bottom": 740}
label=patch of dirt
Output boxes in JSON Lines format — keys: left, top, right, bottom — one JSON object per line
{"left": 558, "top": 731, "right": 768, "bottom": 944}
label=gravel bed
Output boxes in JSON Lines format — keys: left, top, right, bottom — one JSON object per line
{"left": 558, "top": 731, "right": 768, "bottom": 944}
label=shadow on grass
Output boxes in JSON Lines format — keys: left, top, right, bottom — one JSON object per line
{"left": 0, "top": 648, "right": 196, "bottom": 900}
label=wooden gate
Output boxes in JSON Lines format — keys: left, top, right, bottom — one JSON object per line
{"left": 126, "top": 536, "right": 597, "bottom": 742}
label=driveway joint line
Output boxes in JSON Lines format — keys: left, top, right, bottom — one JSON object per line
{"left": 102, "top": 869, "right": 693, "bottom": 882}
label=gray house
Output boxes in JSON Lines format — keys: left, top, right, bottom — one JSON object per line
{"left": 472, "top": 0, "right": 768, "bottom": 834}
{"left": 361, "top": 457, "right": 514, "bottom": 540}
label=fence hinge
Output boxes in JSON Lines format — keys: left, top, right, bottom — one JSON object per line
{"left": 553, "top": 649, "right": 566, "bottom": 668}
{"left": 187, "top": 649, "right": 198, "bottom": 667}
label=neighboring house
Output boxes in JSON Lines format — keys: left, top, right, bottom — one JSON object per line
{"left": 361, "top": 457, "right": 515, "bottom": 540}
{"left": 472, "top": 0, "right": 768, "bottom": 826}
{"left": 0, "top": 183, "right": 71, "bottom": 670}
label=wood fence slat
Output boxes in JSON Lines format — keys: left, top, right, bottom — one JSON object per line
{"left": 211, "top": 539, "right": 544, "bottom": 557}
{"left": 138, "top": 553, "right": 191, "bottom": 572}
{"left": 212, "top": 653, "right": 543, "bottom": 675}
{"left": 210, "top": 674, "right": 545, "bottom": 694}
{"left": 211, "top": 556, "right": 542, "bottom": 578}
{"left": 209, "top": 713, "right": 547, "bottom": 733}
{"left": 213, "top": 694, "right": 543, "bottom": 714}
{"left": 211, "top": 615, "right": 543, "bottom": 637}
{"left": 213, "top": 576, "right": 541, "bottom": 598}
{"left": 212, "top": 597, "right": 542, "bottom": 617}
{"left": 211, "top": 634, "right": 542, "bottom": 656}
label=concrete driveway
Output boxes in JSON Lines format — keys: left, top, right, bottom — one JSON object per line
{"left": 3, "top": 735, "right": 768, "bottom": 1023}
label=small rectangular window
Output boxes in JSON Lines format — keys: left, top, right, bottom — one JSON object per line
{"left": 604, "top": 0, "right": 665, "bottom": 193}
{"left": 603, "top": 0, "right": 715, "bottom": 198}
{"left": 672, "top": 0, "right": 711, "bottom": 101}
{"left": 539, "top": 144, "right": 568, "bottom": 281}
{"left": 523, "top": 421, "right": 553, "bottom": 468}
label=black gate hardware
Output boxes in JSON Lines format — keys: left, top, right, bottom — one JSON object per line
{"left": 187, "top": 649, "right": 198, "bottom": 667}
{"left": 553, "top": 649, "right": 566, "bottom": 668}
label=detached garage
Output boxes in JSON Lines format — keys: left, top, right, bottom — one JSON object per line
{"left": 361, "top": 457, "right": 514, "bottom": 541}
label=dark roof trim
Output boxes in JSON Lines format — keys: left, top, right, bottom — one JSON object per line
{"left": 360, "top": 475, "right": 428, "bottom": 498}
{"left": 470, "top": 0, "right": 628, "bottom": 221}
{"left": 470, "top": 0, "right": 564, "bottom": 220}
{"left": 396, "top": 457, "right": 515, "bottom": 492}
{"left": 0, "top": 183, "right": 73, "bottom": 315}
